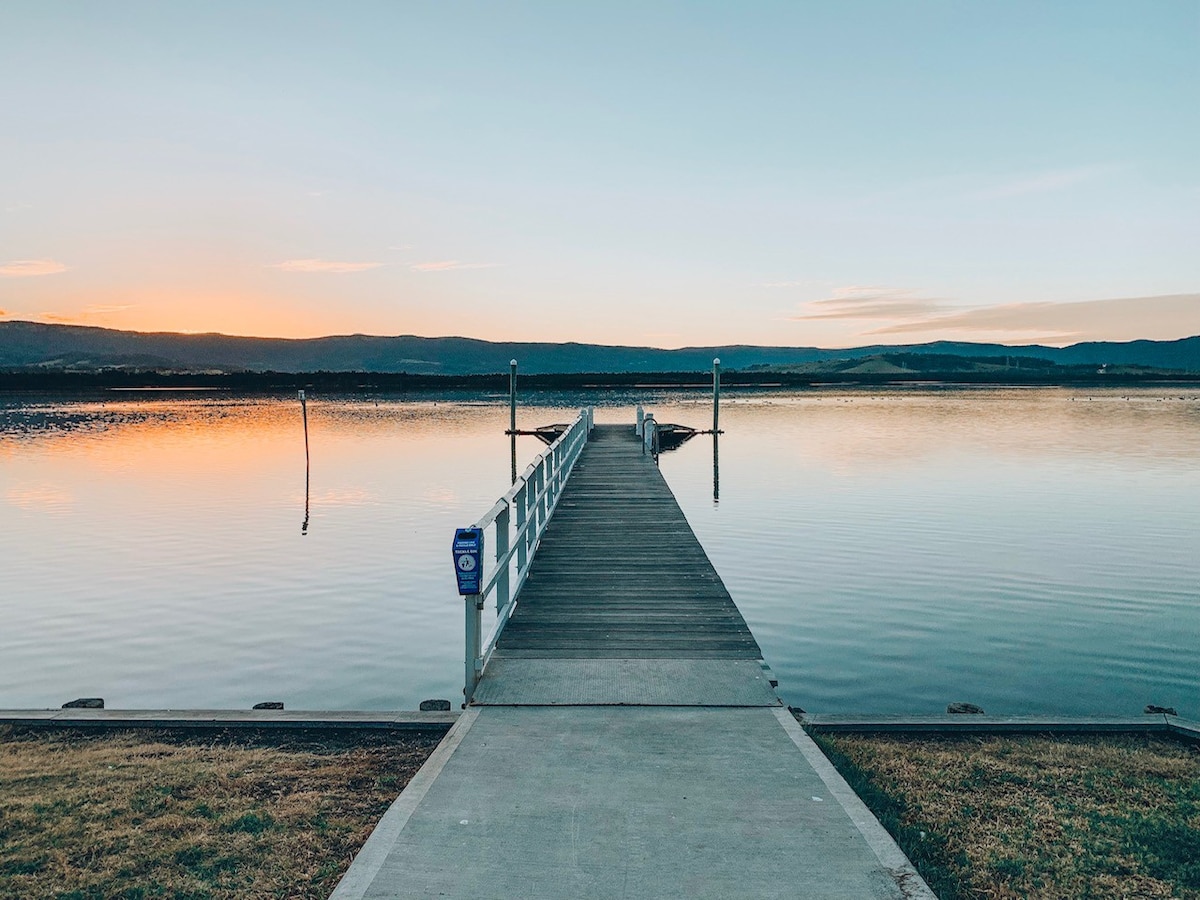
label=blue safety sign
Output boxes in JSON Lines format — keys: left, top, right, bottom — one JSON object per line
{"left": 452, "top": 527, "right": 484, "bottom": 595}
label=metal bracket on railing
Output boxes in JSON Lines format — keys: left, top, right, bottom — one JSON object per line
{"left": 642, "top": 413, "right": 659, "bottom": 461}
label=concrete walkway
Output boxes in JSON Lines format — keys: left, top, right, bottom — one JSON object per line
{"left": 331, "top": 705, "right": 934, "bottom": 899}
{"left": 331, "top": 425, "right": 934, "bottom": 898}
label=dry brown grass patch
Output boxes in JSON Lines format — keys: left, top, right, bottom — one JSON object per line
{"left": 816, "top": 731, "right": 1200, "bottom": 899}
{"left": 0, "top": 725, "right": 442, "bottom": 900}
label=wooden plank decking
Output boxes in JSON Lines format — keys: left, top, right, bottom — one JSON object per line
{"left": 494, "top": 424, "right": 762, "bottom": 661}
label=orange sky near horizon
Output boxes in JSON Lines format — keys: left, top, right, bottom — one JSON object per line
{"left": 3, "top": 4, "right": 1197, "bottom": 350}
{"left": 5, "top": 281, "right": 1199, "bottom": 349}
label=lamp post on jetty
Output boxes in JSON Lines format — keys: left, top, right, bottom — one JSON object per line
{"left": 712, "top": 358, "right": 721, "bottom": 434}
{"left": 508, "top": 359, "right": 518, "bottom": 484}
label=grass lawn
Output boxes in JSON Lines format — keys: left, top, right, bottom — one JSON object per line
{"left": 814, "top": 731, "right": 1200, "bottom": 899}
{"left": 0, "top": 724, "right": 442, "bottom": 900}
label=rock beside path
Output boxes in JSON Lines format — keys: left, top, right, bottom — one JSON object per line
{"left": 947, "top": 702, "right": 985, "bottom": 715}
{"left": 1144, "top": 704, "right": 1177, "bottom": 716}
{"left": 62, "top": 698, "right": 104, "bottom": 709}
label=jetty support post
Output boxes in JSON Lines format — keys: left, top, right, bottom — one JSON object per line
{"left": 636, "top": 405, "right": 645, "bottom": 437}
{"left": 713, "top": 431, "right": 720, "bottom": 503}
{"left": 712, "top": 358, "right": 721, "bottom": 434}
{"left": 509, "top": 359, "right": 518, "bottom": 484}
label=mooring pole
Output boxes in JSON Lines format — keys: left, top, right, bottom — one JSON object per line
{"left": 712, "top": 358, "right": 721, "bottom": 434}
{"left": 299, "top": 390, "right": 310, "bottom": 535}
{"left": 509, "top": 359, "right": 518, "bottom": 484}
{"left": 299, "top": 390, "right": 309, "bottom": 463}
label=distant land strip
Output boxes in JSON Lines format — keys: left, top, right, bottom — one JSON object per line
{"left": 3, "top": 365, "right": 1200, "bottom": 393}
{"left": 2, "top": 321, "right": 1199, "bottom": 377}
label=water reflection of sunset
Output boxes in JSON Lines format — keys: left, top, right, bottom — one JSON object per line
{"left": 691, "top": 389, "right": 1200, "bottom": 477}
{"left": 0, "top": 394, "right": 537, "bottom": 709}
{"left": 3, "top": 389, "right": 1200, "bottom": 716}
{"left": 5, "top": 483, "right": 74, "bottom": 510}
{"left": 0, "top": 398, "right": 514, "bottom": 476}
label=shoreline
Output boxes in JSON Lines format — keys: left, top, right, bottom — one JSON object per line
{"left": 4, "top": 369, "right": 1200, "bottom": 394}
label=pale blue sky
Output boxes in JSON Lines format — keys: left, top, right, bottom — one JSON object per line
{"left": 2, "top": 1, "right": 1197, "bottom": 346}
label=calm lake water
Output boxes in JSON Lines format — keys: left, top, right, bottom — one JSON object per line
{"left": 2, "top": 387, "right": 1198, "bottom": 717}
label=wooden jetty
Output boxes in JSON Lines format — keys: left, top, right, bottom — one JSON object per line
{"left": 496, "top": 424, "right": 758, "bottom": 659}
{"left": 471, "top": 422, "right": 775, "bottom": 706}
{"left": 331, "top": 413, "right": 934, "bottom": 899}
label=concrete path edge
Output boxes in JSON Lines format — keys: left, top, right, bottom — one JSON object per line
{"left": 773, "top": 708, "right": 937, "bottom": 899}
{"left": 0, "top": 710, "right": 458, "bottom": 730}
{"left": 329, "top": 707, "right": 481, "bottom": 900}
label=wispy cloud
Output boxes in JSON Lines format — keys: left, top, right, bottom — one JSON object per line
{"left": 39, "top": 304, "right": 137, "bottom": 324}
{"left": 270, "top": 258, "right": 385, "bottom": 274}
{"left": 838, "top": 164, "right": 1123, "bottom": 213}
{"left": 790, "top": 287, "right": 1200, "bottom": 345}
{"left": 791, "top": 286, "right": 951, "bottom": 322}
{"left": 758, "top": 277, "right": 830, "bottom": 289}
{"left": 967, "top": 164, "right": 1123, "bottom": 202}
{"left": 0, "top": 259, "right": 68, "bottom": 278}
{"left": 867, "top": 293, "right": 1200, "bottom": 342}
{"left": 410, "top": 260, "right": 499, "bottom": 272}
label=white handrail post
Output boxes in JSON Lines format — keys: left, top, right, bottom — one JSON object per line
{"left": 524, "top": 471, "right": 536, "bottom": 559}
{"left": 515, "top": 480, "right": 528, "bottom": 572}
{"left": 532, "top": 463, "right": 544, "bottom": 537}
{"left": 636, "top": 405, "right": 644, "bottom": 437}
{"left": 540, "top": 460, "right": 549, "bottom": 532}
{"left": 495, "top": 503, "right": 510, "bottom": 614}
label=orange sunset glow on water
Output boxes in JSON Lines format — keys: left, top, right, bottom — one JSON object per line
{"left": 2, "top": 388, "right": 1199, "bottom": 716}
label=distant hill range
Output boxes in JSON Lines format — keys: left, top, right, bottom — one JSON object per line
{"left": 1, "top": 320, "right": 1199, "bottom": 375}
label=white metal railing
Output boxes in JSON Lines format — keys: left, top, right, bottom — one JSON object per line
{"left": 459, "top": 407, "right": 594, "bottom": 702}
